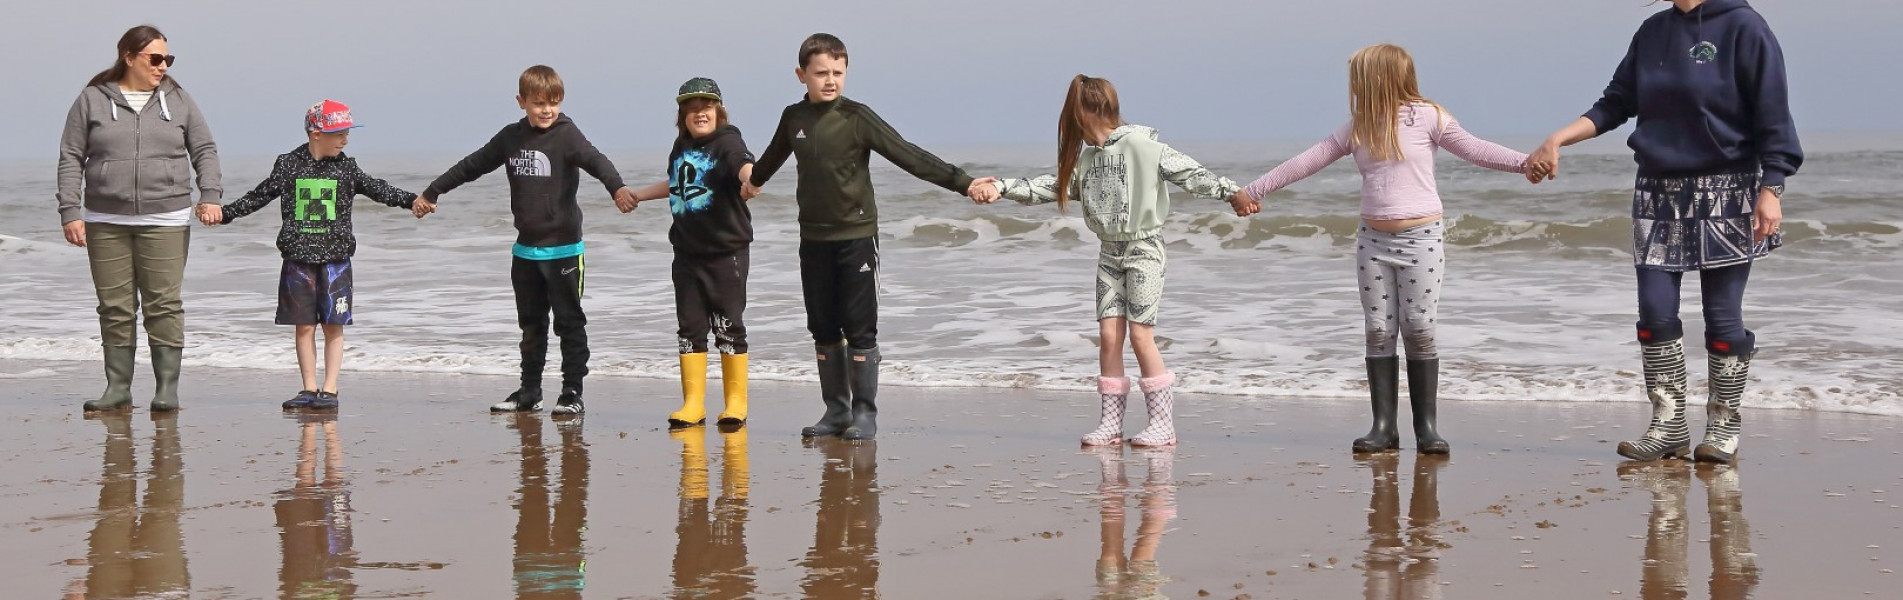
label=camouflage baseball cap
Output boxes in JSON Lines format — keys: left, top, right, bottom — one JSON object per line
{"left": 676, "top": 77, "right": 723, "bottom": 104}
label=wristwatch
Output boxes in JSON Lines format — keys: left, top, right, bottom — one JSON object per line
{"left": 1762, "top": 184, "right": 1784, "bottom": 199}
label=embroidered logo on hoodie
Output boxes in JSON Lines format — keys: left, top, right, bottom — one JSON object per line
{"left": 511, "top": 150, "right": 552, "bottom": 177}
{"left": 1690, "top": 41, "right": 1718, "bottom": 64}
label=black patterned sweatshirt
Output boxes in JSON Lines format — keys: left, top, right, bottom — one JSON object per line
{"left": 221, "top": 144, "right": 417, "bottom": 263}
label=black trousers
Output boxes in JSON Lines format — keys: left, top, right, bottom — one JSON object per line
{"left": 512, "top": 255, "right": 589, "bottom": 390}
{"left": 674, "top": 249, "right": 750, "bottom": 354}
{"left": 798, "top": 237, "right": 879, "bottom": 350}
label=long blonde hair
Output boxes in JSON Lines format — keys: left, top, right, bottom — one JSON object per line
{"left": 1054, "top": 75, "right": 1123, "bottom": 211}
{"left": 1348, "top": 44, "right": 1436, "bottom": 162}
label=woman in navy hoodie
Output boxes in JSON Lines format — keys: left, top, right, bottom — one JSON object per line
{"left": 1528, "top": 0, "right": 1801, "bottom": 465}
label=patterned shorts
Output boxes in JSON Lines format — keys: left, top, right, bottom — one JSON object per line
{"left": 276, "top": 260, "right": 354, "bottom": 325}
{"left": 1095, "top": 236, "right": 1167, "bottom": 326}
{"left": 1632, "top": 172, "right": 1779, "bottom": 271}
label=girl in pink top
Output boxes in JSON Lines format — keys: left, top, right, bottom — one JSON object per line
{"left": 1237, "top": 44, "right": 1529, "bottom": 455}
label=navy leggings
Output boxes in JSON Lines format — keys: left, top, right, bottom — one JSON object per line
{"left": 1634, "top": 263, "right": 1754, "bottom": 356}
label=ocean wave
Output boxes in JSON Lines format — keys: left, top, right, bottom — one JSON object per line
{"left": 880, "top": 212, "right": 1903, "bottom": 252}
{"left": 4, "top": 336, "right": 1895, "bottom": 417}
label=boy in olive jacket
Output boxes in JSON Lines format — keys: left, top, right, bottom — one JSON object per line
{"left": 745, "top": 33, "right": 991, "bottom": 441}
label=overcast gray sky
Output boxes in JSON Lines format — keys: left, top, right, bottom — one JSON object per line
{"left": 5, "top": 0, "right": 1895, "bottom": 160}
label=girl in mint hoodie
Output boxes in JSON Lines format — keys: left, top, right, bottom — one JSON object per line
{"left": 975, "top": 75, "right": 1252, "bottom": 447}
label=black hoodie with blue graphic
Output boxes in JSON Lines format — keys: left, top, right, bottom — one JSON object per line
{"left": 666, "top": 125, "right": 754, "bottom": 255}
{"left": 422, "top": 114, "right": 627, "bottom": 250}
{"left": 1583, "top": 0, "right": 1802, "bottom": 187}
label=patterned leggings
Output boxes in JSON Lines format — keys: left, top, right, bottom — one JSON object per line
{"left": 1357, "top": 222, "right": 1444, "bottom": 359}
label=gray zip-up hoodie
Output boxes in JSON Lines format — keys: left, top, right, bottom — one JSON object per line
{"left": 56, "top": 78, "right": 223, "bottom": 224}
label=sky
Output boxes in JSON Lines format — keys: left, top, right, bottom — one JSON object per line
{"left": 4, "top": 0, "right": 1898, "bottom": 161}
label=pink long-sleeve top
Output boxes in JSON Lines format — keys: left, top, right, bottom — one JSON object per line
{"left": 1242, "top": 102, "right": 1528, "bottom": 221}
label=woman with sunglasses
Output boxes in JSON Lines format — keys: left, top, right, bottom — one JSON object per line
{"left": 1527, "top": 0, "right": 1801, "bottom": 465}
{"left": 56, "top": 25, "right": 224, "bottom": 413}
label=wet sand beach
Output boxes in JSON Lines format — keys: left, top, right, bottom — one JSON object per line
{"left": 2, "top": 359, "right": 1898, "bottom": 599}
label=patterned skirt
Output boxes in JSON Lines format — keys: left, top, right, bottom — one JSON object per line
{"left": 1631, "top": 172, "right": 1779, "bottom": 271}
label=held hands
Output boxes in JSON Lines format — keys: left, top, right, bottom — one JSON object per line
{"left": 1752, "top": 188, "right": 1782, "bottom": 242}
{"left": 967, "top": 177, "right": 1000, "bottom": 204}
{"left": 196, "top": 204, "right": 222, "bottom": 226}
{"left": 412, "top": 196, "right": 437, "bottom": 219}
{"left": 613, "top": 186, "right": 639, "bottom": 213}
{"left": 741, "top": 181, "right": 762, "bottom": 201}
{"left": 1526, "top": 141, "right": 1560, "bottom": 184}
{"left": 1230, "top": 190, "right": 1261, "bottom": 217}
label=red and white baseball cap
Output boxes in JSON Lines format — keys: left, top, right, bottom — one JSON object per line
{"left": 305, "top": 99, "right": 361, "bottom": 133}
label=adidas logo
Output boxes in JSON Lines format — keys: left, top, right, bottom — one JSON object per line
{"left": 858, "top": 263, "right": 872, "bottom": 273}
{"left": 795, "top": 129, "right": 807, "bottom": 139}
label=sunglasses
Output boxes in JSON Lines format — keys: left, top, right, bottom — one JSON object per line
{"left": 133, "top": 52, "right": 177, "bottom": 68}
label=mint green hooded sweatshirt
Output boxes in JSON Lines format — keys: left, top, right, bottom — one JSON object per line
{"left": 996, "top": 125, "right": 1239, "bottom": 242}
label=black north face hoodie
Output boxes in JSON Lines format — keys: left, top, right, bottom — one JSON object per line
{"left": 424, "top": 114, "right": 627, "bottom": 249}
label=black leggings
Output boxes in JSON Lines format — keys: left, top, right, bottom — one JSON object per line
{"left": 512, "top": 255, "right": 589, "bottom": 390}
{"left": 1635, "top": 263, "right": 1753, "bottom": 355}
{"left": 674, "top": 250, "right": 749, "bottom": 354}
{"left": 799, "top": 238, "right": 879, "bottom": 350}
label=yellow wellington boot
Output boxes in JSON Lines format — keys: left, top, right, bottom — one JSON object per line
{"left": 720, "top": 427, "right": 750, "bottom": 501}
{"left": 716, "top": 353, "right": 749, "bottom": 425}
{"left": 672, "top": 428, "right": 709, "bottom": 501}
{"left": 670, "top": 353, "right": 709, "bottom": 428}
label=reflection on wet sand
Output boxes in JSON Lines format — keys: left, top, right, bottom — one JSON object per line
{"left": 800, "top": 439, "right": 881, "bottom": 599}
{"left": 275, "top": 414, "right": 356, "bottom": 598}
{"left": 669, "top": 426, "right": 755, "bottom": 598}
{"left": 1617, "top": 461, "right": 1760, "bottom": 600}
{"left": 1358, "top": 453, "right": 1448, "bottom": 600}
{"left": 1089, "top": 447, "right": 1177, "bottom": 600}
{"left": 67, "top": 413, "right": 190, "bottom": 599}
{"left": 509, "top": 415, "right": 589, "bottom": 598}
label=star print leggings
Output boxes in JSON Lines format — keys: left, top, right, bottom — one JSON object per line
{"left": 1357, "top": 221, "right": 1443, "bottom": 359}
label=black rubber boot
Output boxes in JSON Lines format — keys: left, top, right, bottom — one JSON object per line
{"left": 1408, "top": 358, "right": 1449, "bottom": 454}
{"left": 84, "top": 346, "right": 137, "bottom": 412}
{"left": 148, "top": 345, "right": 183, "bottom": 412}
{"left": 1353, "top": 357, "right": 1401, "bottom": 453}
{"left": 842, "top": 347, "right": 881, "bottom": 441}
{"left": 801, "top": 342, "right": 853, "bottom": 438}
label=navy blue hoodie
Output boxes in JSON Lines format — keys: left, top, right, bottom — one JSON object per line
{"left": 1583, "top": 0, "right": 1801, "bottom": 187}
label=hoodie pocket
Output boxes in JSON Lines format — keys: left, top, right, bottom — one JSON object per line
{"left": 135, "top": 158, "right": 189, "bottom": 201}
{"left": 84, "top": 159, "right": 134, "bottom": 203}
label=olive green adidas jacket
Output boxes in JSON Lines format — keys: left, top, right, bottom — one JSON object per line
{"left": 750, "top": 96, "right": 974, "bottom": 241}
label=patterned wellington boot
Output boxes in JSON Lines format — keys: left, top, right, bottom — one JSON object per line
{"left": 1081, "top": 376, "right": 1132, "bottom": 446}
{"left": 1617, "top": 339, "right": 1690, "bottom": 461}
{"left": 1128, "top": 373, "right": 1177, "bottom": 447}
{"left": 1694, "top": 348, "right": 1752, "bottom": 464}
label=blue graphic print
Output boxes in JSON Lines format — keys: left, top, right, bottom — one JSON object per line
{"left": 669, "top": 148, "right": 717, "bottom": 216}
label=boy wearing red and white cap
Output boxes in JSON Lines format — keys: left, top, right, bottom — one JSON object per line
{"left": 211, "top": 99, "right": 424, "bottom": 411}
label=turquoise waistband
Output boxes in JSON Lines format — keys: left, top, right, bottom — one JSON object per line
{"left": 512, "top": 241, "right": 585, "bottom": 260}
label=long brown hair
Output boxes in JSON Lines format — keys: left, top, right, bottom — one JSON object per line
{"left": 1348, "top": 44, "right": 1435, "bottom": 162}
{"left": 88, "top": 25, "right": 168, "bottom": 87}
{"left": 1054, "top": 75, "right": 1123, "bottom": 211}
